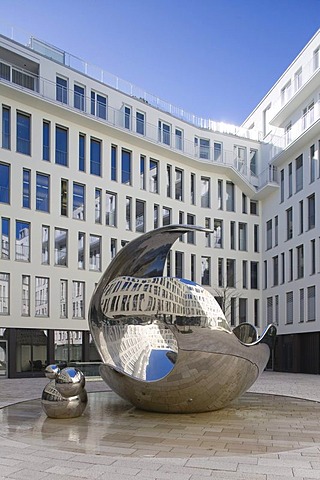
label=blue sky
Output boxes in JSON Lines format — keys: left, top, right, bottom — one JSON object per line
{"left": 1, "top": 0, "right": 320, "bottom": 125}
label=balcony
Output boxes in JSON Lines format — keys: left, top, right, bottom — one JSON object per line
{"left": 269, "top": 54, "right": 320, "bottom": 127}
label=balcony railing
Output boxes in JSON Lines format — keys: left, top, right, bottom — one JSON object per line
{"left": 0, "top": 22, "right": 261, "bottom": 141}
{"left": 0, "top": 54, "right": 276, "bottom": 190}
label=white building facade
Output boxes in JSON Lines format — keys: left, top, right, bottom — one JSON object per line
{"left": 0, "top": 25, "right": 319, "bottom": 377}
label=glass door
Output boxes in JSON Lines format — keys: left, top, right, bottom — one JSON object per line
{"left": 0, "top": 340, "right": 7, "bottom": 377}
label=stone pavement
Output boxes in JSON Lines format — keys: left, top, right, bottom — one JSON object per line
{"left": 0, "top": 371, "right": 320, "bottom": 479}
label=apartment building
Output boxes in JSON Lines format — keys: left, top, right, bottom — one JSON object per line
{"left": 0, "top": 25, "right": 319, "bottom": 377}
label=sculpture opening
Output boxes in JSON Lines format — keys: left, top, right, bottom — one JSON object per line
{"left": 89, "top": 225, "right": 276, "bottom": 413}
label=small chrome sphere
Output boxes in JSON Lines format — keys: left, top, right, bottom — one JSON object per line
{"left": 44, "top": 364, "right": 60, "bottom": 379}
{"left": 41, "top": 380, "right": 87, "bottom": 419}
{"left": 55, "top": 367, "right": 85, "bottom": 397}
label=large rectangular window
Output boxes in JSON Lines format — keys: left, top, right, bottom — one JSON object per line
{"left": 175, "top": 251, "right": 184, "bottom": 278}
{"left": 175, "top": 128, "right": 183, "bottom": 150}
{"left": 95, "top": 188, "right": 102, "bottom": 224}
{"left": 226, "top": 182, "right": 235, "bottom": 211}
{"left": 286, "top": 208, "right": 293, "bottom": 240}
{"left": 266, "top": 219, "right": 272, "bottom": 249}
{"left": 22, "top": 275, "right": 30, "bottom": 316}
{"left": 41, "top": 225, "right": 49, "bottom": 265}
{"left": 60, "top": 179, "right": 68, "bottom": 217}
{"left": 73, "top": 183, "right": 85, "bottom": 220}
{"left": 54, "top": 228, "right": 67, "bottom": 266}
{"left": 297, "top": 244, "right": 304, "bottom": 279}
{"left": 78, "top": 232, "right": 85, "bottom": 269}
{"left": 121, "top": 149, "right": 131, "bottom": 185}
{"left": 60, "top": 280, "right": 68, "bottom": 318}
{"left": 226, "top": 259, "right": 235, "bottom": 287}
{"left": 35, "top": 277, "right": 49, "bottom": 317}
{"left": 201, "top": 257, "right": 210, "bottom": 286}
{"left": 43, "top": 121, "right": 50, "bottom": 161}
{"left": 190, "top": 173, "right": 195, "bottom": 205}
{"left": 22, "top": 168, "right": 31, "bottom": 208}
{"left": 239, "top": 298, "right": 247, "bottom": 324}
{"left": 56, "top": 76, "right": 68, "bottom": 104}
{"left": 78, "top": 134, "right": 85, "bottom": 172}
{"left": 308, "top": 194, "right": 315, "bottom": 230}
{"left": 307, "top": 286, "right": 316, "bottom": 322}
{"left": 136, "top": 111, "right": 145, "bottom": 135}
{"left": 140, "top": 155, "right": 145, "bottom": 189}
{"left": 15, "top": 221, "right": 30, "bottom": 261}
{"left": 213, "top": 219, "right": 223, "bottom": 248}
{"left": 251, "top": 262, "right": 259, "bottom": 289}
{"left": 166, "top": 165, "right": 172, "bottom": 198}
{"left": 201, "top": 177, "right": 210, "bottom": 207}
{"left": 150, "top": 159, "right": 159, "bottom": 193}
{"left": 286, "top": 291, "right": 293, "bottom": 324}
{"left": 106, "top": 191, "right": 117, "bottom": 227}
{"left": 175, "top": 168, "right": 183, "bottom": 201}
{"left": 72, "top": 281, "right": 85, "bottom": 318}
{"left": 74, "top": 84, "right": 85, "bottom": 111}
{"left": 136, "top": 200, "right": 146, "bottom": 233}
{"left": 55, "top": 126, "right": 68, "bottom": 166}
{"left": 91, "top": 91, "right": 107, "bottom": 119}
{"left": 2, "top": 105, "right": 10, "bottom": 149}
{"left": 17, "top": 112, "right": 31, "bottom": 155}
{"left": 159, "top": 121, "right": 171, "bottom": 145}
{"left": 1, "top": 217, "right": 10, "bottom": 259}
{"left": 238, "top": 223, "right": 247, "bottom": 251}
{"left": 89, "top": 235, "right": 101, "bottom": 271}
{"left": 36, "top": 173, "right": 50, "bottom": 212}
{"left": 111, "top": 145, "right": 117, "bottom": 181}
{"left": 273, "top": 256, "right": 279, "bottom": 286}
{"left": 90, "top": 138, "right": 101, "bottom": 176}
{"left": 296, "top": 154, "right": 303, "bottom": 192}
{"left": 126, "top": 196, "right": 132, "bottom": 231}
{"left": 163, "top": 207, "right": 171, "bottom": 226}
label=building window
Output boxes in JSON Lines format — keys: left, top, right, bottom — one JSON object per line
{"left": 140, "top": 155, "right": 145, "bottom": 189}
{"left": 89, "top": 235, "right": 101, "bottom": 271}
{"left": 308, "top": 194, "right": 315, "bottom": 229}
{"left": 226, "top": 259, "right": 235, "bottom": 287}
{"left": 213, "top": 219, "right": 223, "bottom": 248}
{"left": 190, "top": 173, "right": 195, "bottom": 205}
{"left": 15, "top": 221, "right": 30, "bottom": 261}
{"left": 1, "top": 217, "right": 10, "bottom": 260}
{"left": 285, "top": 122, "right": 292, "bottom": 146}
{"left": 175, "top": 251, "right": 184, "bottom": 278}
{"left": 35, "top": 277, "right": 49, "bottom": 317}
{"left": 121, "top": 149, "right": 131, "bottom": 185}
{"left": 79, "top": 134, "right": 86, "bottom": 172}
{"left": 74, "top": 84, "right": 85, "bottom": 111}
{"left": 218, "top": 258, "right": 224, "bottom": 287}
{"left": 36, "top": 173, "right": 50, "bottom": 212}
{"left": 111, "top": 145, "right": 117, "bottom": 181}
{"left": 264, "top": 260, "right": 268, "bottom": 289}
{"left": 200, "top": 177, "right": 210, "bottom": 207}
{"left": 90, "top": 138, "right": 101, "bottom": 176}
{"left": 60, "top": 279, "right": 68, "bottom": 318}
{"left": 124, "top": 106, "right": 131, "bottom": 129}
{"left": 110, "top": 238, "right": 117, "bottom": 259}
{"left": 289, "top": 248, "right": 293, "bottom": 281}
{"left": 179, "top": 211, "right": 185, "bottom": 240}
{"left": 91, "top": 91, "right": 107, "bottom": 119}
{"left": 136, "top": 111, "right": 145, "bottom": 135}
{"left": 254, "top": 224, "right": 259, "bottom": 253}
{"left": 294, "top": 68, "right": 302, "bottom": 91}
{"left": 280, "top": 169, "right": 284, "bottom": 203}
{"left": 286, "top": 208, "right": 293, "bottom": 240}
{"left": 201, "top": 257, "right": 210, "bottom": 286}
{"left": 2, "top": 105, "right": 10, "bottom": 149}
{"left": 95, "top": 188, "right": 102, "bottom": 224}
{"left": 159, "top": 120, "right": 171, "bottom": 145}
{"left": 17, "top": 111, "right": 31, "bottom": 155}
{"left": 22, "top": 168, "right": 31, "bottom": 208}
{"left": 299, "top": 200, "right": 304, "bottom": 234}
{"left": 275, "top": 295, "right": 279, "bottom": 326}
{"left": 218, "top": 179, "right": 223, "bottom": 210}
{"left": 297, "top": 244, "right": 304, "bottom": 279}
{"left": 254, "top": 299, "right": 259, "bottom": 327}
{"left": 166, "top": 165, "right": 172, "bottom": 198}
{"left": 238, "top": 223, "right": 247, "bottom": 251}
{"left": 0, "top": 272, "right": 9, "bottom": 315}
{"left": 191, "top": 254, "right": 196, "bottom": 282}
{"left": 273, "top": 256, "right": 279, "bottom": 286}
{"left": 302, "top": 102, "right": 314, "bottom": 130}
{"left": 242, "top": 194, "right": 247, "bottom": 214}
{"left": 296, "top": 154, "right": 303, "bottom": 192}
{"left": 288, "top": 162, "right": 292, "bottom": 197}
{"left": 310, "top": 144, "right": 316, "bottom": 183}
{"left": 195, "top": 137, "right": 210, "bottom": 159}
{"left": 41, "top": 120, "right": 50, "bottom": 161}
{"left": 230, "top": 297, "right": 236, "bottom": 326}
{"left": 72, "top": 281, "right": 85, "bottom": 318}
{"left": 307, "top": 286, "right": 316, "bottom": 321}
{"left": 314, "top": 47, "right": 320, "bottom": 71}
{"left": 150, "top": 159, "right": 159, "bottom": 193}
{"left": 311, "top": 239, "right": 316, "bottom": 275}
{"left": 54, "top": 228, "right": 67, "bottom": 267}
{"left": 299, "top": 288, "right": 304, "bottom": 323}
{"left": 187, "top": 214, "right": 195, "bottom": 244}
{"left": 250, "top": 201, "right": 258, "bottom": 215}
{"left": 56, "top": 76, "right": 68, "bottom": 104}
{"left": 126, "top": 196, "right": 132, "bottom": 231}
{"left": 242, "top": 260, "right": 247, "bottom": 289}
{"left": 214, "top": 142, "right": 222, "bottom": 162}
{"left": 226, "top": 181, "right": 235, "bottom": 211}
{"left": 266, "top": 219, "right": 272, "bottom": 249}
{"left": 55, "top": 126, "right": 68, "bottom": 166}
{"left": 234, "top": 146, "right": 247, "bottom": 174}
{"left": 230, "top": 221, "right": 236, "bottom": 250}
{"left": 163, "top": 207, "right": 171, "bottom": 226}
{"left": 175, "top": 128, "right": 183, "bottom": 150}
{"left": 154, "top": 204, "right": 160, "bottom": 229}
{"left": 78, "top": 232, "right": 85, "bottom": 269}
{"left": 60, "top": 179, "right": 68, "bottom": 216}
{"left": 175, "top": 168, "right": 183, "bottom": 201}
{"left": 41, "top": 225, "right": 49, "bottom": 265}
{"left": 250, "top": 149, "right": 257, "bottom": 176}
{"left": 286, "top": 291, "right": 293, "bottom": 324}
{"left": 205, "top": 217, "right": 211, "bottom": 247}
{"left": 73, "top": 183, "right": 85, "bottom": 220}
{"left": 281, "top": 81, "right": 291, "bottom": 105}
{"left": 281, "top": 252, "right": 285, "bottom": 284}
{"left": 251, "top": 262, "right": 259, "bottom": 289}
{"left": 239, "top": 298, "right": 247, "bottom": 324}
{"left": 21, "top": 275, "right": 30, "bottom": 316}
{"left": 274, "top": 216, "right": 278, "bottom": 246}
{"left": 267, "top": 297, "right": 273, "bottom": 323}
{"left": 106, "top": 192, "right": 117, "bottom": 227}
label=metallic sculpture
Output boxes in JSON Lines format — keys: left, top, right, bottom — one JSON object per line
{"left": 41, "top": 365, "right": 88, "bottom": 418}
{"left": 89, "top": 225, "right": 276, "bottom": 413}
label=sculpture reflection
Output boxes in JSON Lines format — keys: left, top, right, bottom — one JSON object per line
{"left": 89, "top": 225, "right": 276, "bottom": 413}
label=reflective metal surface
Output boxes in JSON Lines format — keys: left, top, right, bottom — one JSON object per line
{"left": 41, "top": 366, "right": 87, "bottom": 418}
{"left": 89, "top": 225, "right": 276, "bottom": 413}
